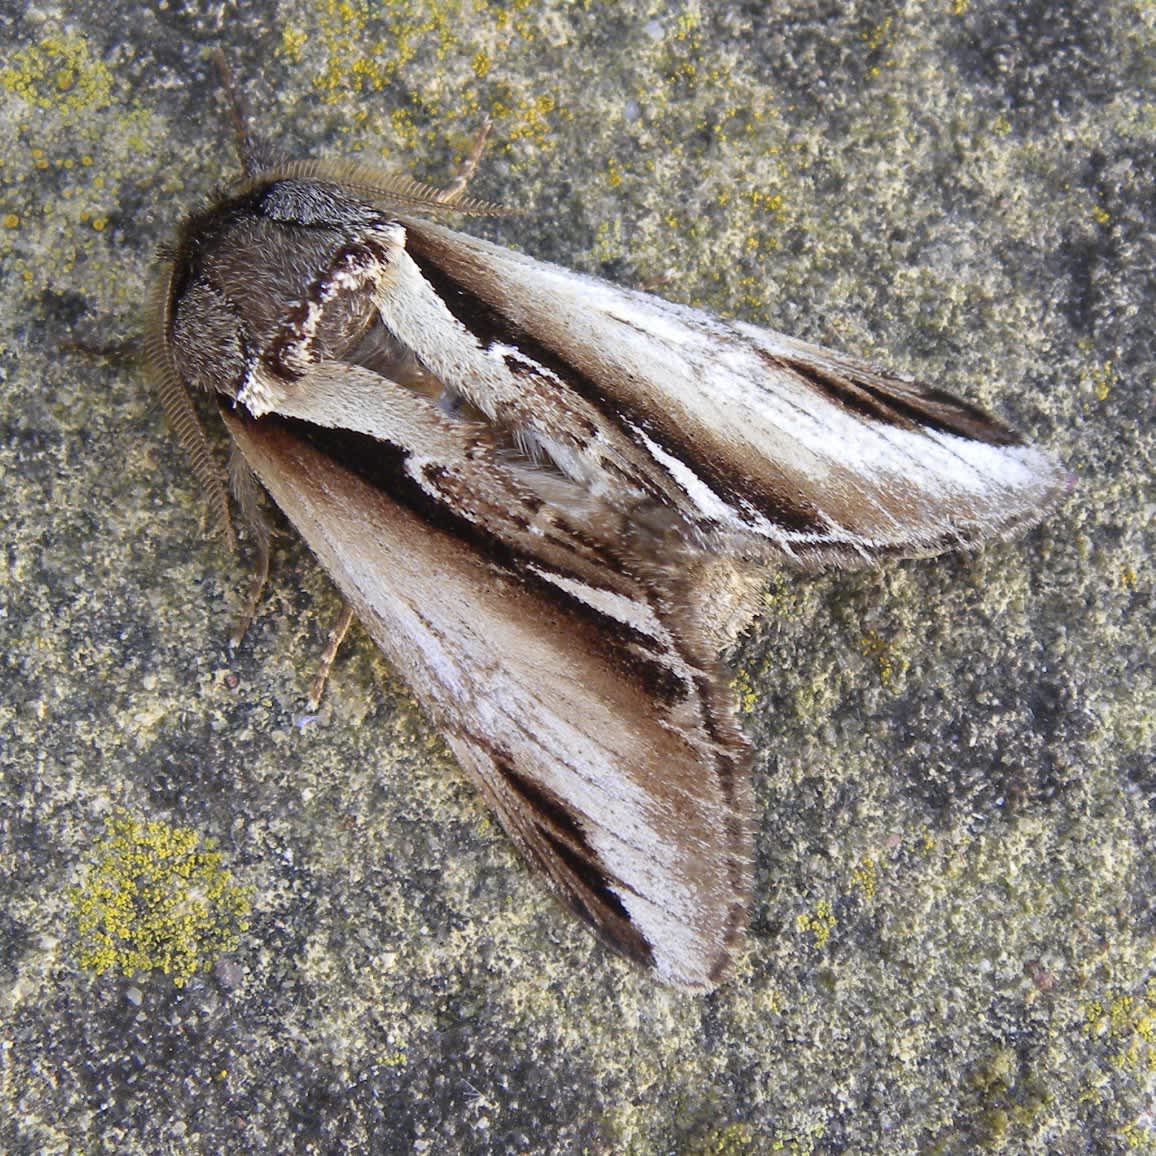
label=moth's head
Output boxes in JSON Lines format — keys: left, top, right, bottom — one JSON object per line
{"left": 143, "top": 141, "right": 512, "bottom": 418}
{"left": 146, "top": 173, "right": 407, "bottom": 410}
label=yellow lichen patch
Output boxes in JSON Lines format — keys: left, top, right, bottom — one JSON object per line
{"left": 481, "top": 0, "right": 535, "bottom": 24}
{"left": 590, "top": 217, "right": 624, "bottom": 268}
{"left": 731, "top": 668, "right": 759, "bottom": 716}
{"left": 1082, "top": 983, "right": 1156, "bottom": 1075}
{"left": 1084, "top": 358, "right": 1118, "bottom": 402}
{"left": 851, "top": 856, "right": 878, "bottom": 901}
{"left": 796, "top": 899, "right": 836, "bottom": 948}
{"left": 747, "top": 188, "right": 787, "bottom": 219}
{"left": 860, "top": 15, "right": 897, "bottom": 77}
{"left": 684, "top": 1122, "right": 758, "bottom": 1155}
{"left": 859, "top": 629, "right": 906, "bottom": 690}
{"left": 490, "top": 90, "right": 558, "bottom": 146}
{"left": 280, "top": 24, "right": 309, "bottom": 64}
{"left": 68, "top": 811, "right": 251, "bottom": 987}
{"left": 276, "top": 0, "right": 558, "bottom": 159}
{"left": 861, "top": 15, "right": 894, "bottom": 53}
{"left": 0, "top": 36, "right": 116, "bottom": 114}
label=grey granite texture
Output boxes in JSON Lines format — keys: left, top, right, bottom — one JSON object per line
{"left": 1, "top": 2, "right": 1152, "bottom": 1153}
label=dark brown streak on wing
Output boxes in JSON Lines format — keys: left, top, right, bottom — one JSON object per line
{"left": 687, "top": 673, "right": 754, "bottom": 952}
{"left": 402, "top": 234, "right": 610, "bottom": 407}
{"left": 494, "top": 755, "right": 593, "bottom": 847}
{"left": 624, "top": 411, "right": 828, "bottom": 537}
{"left": 541, "top": 828, "right": 657, "bottom": 966}
{"left": 490, "top": 754, "right": 657, "bottom": 967}
{"left": 765, "top": 351, "right": 1025, "bottom": 447}
{"left": 240, "top": 408, "right": 693, "bottom": 709}
{"left": 402, "top": 235, "right": 833, "bottom": 540}
{"left": 401, "top": 239, "right": 677, "bottom": 507}
{"left": 450, "top": 645, "right": 748, "bottom": 978}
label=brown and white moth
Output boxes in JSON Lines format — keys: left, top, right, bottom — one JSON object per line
{"left": 146, "top": 94, "right": 1067, "bottom": 991}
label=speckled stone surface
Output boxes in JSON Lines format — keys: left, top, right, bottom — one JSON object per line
{"left": 1, "top": 3, "right": 1151, "bottom": 1153}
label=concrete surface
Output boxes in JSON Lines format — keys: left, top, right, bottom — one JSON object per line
{"left": 1, "top": 2, "right": 1152, "bottom": 1152}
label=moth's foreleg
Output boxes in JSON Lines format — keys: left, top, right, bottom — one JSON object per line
{"left": 225, "top": 436, "right": 351, "bottom": 705}
{"left": 60, "top": 335, "right": 142, "bottom": 362}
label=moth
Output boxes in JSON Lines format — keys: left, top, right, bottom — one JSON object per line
{"left": 146, "top": 89, "right": 1067, "bottom": 991}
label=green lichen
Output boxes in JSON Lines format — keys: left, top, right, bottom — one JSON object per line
{"left": 277, "top": 0, "right": 558, "bottom": 150}
{"left": 951, "top": 1046, "right": 1053, "bottom": 1152}
{"left": 683, "top": 1120, "right": 827, "bottom": 1155}
{"left": 68, "top": 811, "right": 251, "bottom": 987}
{"left": 682, "top": 1122, "right": 757, "bottom": 1155}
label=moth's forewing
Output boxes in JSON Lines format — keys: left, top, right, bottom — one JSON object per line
{"left": 396, "top": 217, "right": 1068, "bottom": 567}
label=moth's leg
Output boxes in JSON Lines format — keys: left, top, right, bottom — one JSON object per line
{"left": 435, "top": 117, "right": 493, "bottom": 205}
{"left": 306, "top": 603, "right": 356, "bottom": 710}
{"left": 225, "top": 434, "right": 352, "bottom": 701}
{"left": 60, "top": 336, "right": 141, "bottom": 361}
{"left": 227, "top": 445, "right": 272, "bottom": 648}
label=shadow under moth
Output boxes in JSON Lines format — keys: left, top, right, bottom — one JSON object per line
{"left": 147, "top": 88, "right": 1067, "bottom": 992}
